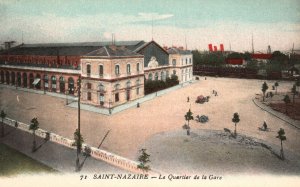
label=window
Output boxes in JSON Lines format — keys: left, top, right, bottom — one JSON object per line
{"left": 136, "top": 79, "right": 140, "bottom": 86}
{"left": 99, "top": 65, "right": 104, "bottom": 77}
{"left": 127, "top": 64, "right": 131, "bottom": 74}
{"left": 114, "top": 83, "right": 120, "bottom": 90}
{"left": 51, "top": 76, "right": 56, "bottom": 91}
{"left": 137, "top": 63, "right": 140, "bottom": 72}
{"left": 100, "top": 93, "right": 104, "bottom": 106}
{"left": 189, "top": 58, "right": 192, "bottom": 64}
{"left": 87, "top": 92, "right": 92, "bottom": 101}
{"left": 87, "top": 64, "right": 91, "bottom": 76}
{"left": 155, "top": 72, "right": 158, "bottom": 80}
{"left": 173, "top": 70, "right": 176, "bottom": 75}
{"left": 115, "top": 65, "right": 120, "bottom": 75}
{"left": 172, "top": 59, "right": 176, "bottom": 66}
{"left": 99, "top": 83, "right": 104, "bottom": 92}
{"left": 115, "top": 93, "right": 119, "bottom": 102}
{"left": 186, "top": 58, "right": 188, "bottom": 65}
{"left": 136, "top": 87, "right": 140, "bottom": 95}
{"left": 148, "top": 73, "right": 153, "bottom": 80}
{"left": 87, "top": 83, "right": 92, "bottom": 89}
{"left": 126, "top": 81, "right": 131, "bottom": 89}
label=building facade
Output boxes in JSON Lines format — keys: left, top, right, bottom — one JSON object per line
{"left": 0, "top": 40, "right": 193, "bottom": 109}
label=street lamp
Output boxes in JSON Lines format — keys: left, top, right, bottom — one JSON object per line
{"left": 75, "top": 77, "right": 81, "bottom": 172}
{"left": 108, "top": 99, "right": 112, "bottom": 115}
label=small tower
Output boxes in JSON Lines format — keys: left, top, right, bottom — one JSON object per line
{"left": 267, "top": 45, "right": 271, "bottom": 54}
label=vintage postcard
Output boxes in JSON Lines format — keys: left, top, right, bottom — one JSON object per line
{"left": 0, "top": 0, "right": 299, "bottom": 187}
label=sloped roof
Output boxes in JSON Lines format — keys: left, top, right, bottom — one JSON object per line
{"left": 0, "top": 41, "right": 144, "bottom": 56}
{"left": 133, "top": 40, "right": 169, "bottom": 55}
{"left": 251, "top": 53, "right": 272, "bottom": 59}
{"left": 83, "top": 45, "right": 143, "bottom": 58}
{"left": 167, "top": 47, "right": 192, "bottom": 55}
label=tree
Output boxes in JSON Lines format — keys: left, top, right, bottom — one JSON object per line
{"left": 29, "top": 117, "right": 39, "bottom": 152}
{"left": 274, "top": 82, "right": 279, "bottom": 94}
{"left": 291, "top": 84, "right": 297, "bottom": 104}
{"left": 232, "top": 112, "right": 240, "bottom": 137}
{"left": 276, "top": 128, "right": 286, "bottom": 160}
{"left": 261, "top": 82, "right": 269, "bottom": 102}
{"left": 283, "top": 95, "right": 291, "bottom": 114}
{"left": 184, "top": 109, "right": 194, "bottom": 136}
{"left": 137, "top": 148, "right": 150, "bottom": 172}
{"left": 73, "top": 129, "right": 84, "bottom": 152}
{"left": 1, "top": 110, "right": 6, "bottom": 137}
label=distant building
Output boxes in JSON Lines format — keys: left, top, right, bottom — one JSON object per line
{"left": 167, "top": 47, "right": 193, "bottom": 83}
{"left": 251, "top": 53, "right": 272, "bottom": 64}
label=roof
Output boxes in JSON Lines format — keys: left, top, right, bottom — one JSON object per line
{"left": 133, "top": 40, "right": 169, "bottom": 55}
{"left": 0, "top": 41, "right": 144, "bottom": 56}
{"left": 251, "top": 53, "right": 272, "bottom": 59}
{"left": 83, "top": 45, "right": 143, "bottom": 58}
{"left": 167, "top": 47, "right": 192, "bottom": 55}
{"left": 226, "top": 58, "right": 244, "bottom": 65}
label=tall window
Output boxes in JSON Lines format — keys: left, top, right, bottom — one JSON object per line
{"left": 114, "top": 84, "right": 120, "bottom": 102}
{"left": 87, "top": 92, "right": 92, "bottom": 101}
{"left": 99, "top": 93, "right": 104, "bottom": 106}
{"left": 87, "top": 83, "right": 92, "bottom": 89}
{"left": 126, "top": 81, "right": 131, "bottom": 89}
{"left": 115, "top": 93, "right": 119, "bottom": 102}
{"left": 148, "top": 73, "right": 153, "bottom": 80}
{"left": 189, "top": 58, "right": 192, "bottom": 64}
{"left": 172, "top": 59, "right": 176, "bottom": 66}
{"left": 127, "top": 64, "right": 131, "bottom": 74}
{"left": 137, "top": 63, "right": 140, "bottom": 72}
{"left": 99, "top": 83, "right": 104, "bottom": 92}
{"left": 51, "top": 76, "right": 56, "bottom": 92}
{"left": 155, "top": 72, "right": 158, "bottom": 80}
{"left": 87, "top": 64, "right": 91, "bottom": 76}
{"left": 99, "top": 65, "right": 103, "bottom": 77}
{"left": 186, "top": 58, "right": 188, "bottom": 65}
{"left": 115, "top": 65, "right": 120, "bottom": 75}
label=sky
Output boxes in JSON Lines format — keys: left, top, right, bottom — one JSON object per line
{"left": 0, "top": 0, "right": 300, "bottom": 52}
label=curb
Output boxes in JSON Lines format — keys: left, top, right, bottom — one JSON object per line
{"left": 252, "top": 98, "right": 300, "bottom": 130}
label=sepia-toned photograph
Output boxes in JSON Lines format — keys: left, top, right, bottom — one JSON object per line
{"left": 0, "top": 0, "right": 299, "bottom": 187}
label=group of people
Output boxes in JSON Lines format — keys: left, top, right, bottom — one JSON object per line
{"left": 212, "top": 90, "right": 218, "bottom": 96}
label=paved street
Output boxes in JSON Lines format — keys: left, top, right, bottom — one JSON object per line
{"left": 0, "top": 77, "right": 299, "bottom": 163}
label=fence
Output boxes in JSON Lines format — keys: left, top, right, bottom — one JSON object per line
{"left": 3, "top": 117, "right": 157, "bottom": 174}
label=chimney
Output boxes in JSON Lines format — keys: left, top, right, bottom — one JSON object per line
{"left": 220, "top": 44, "right": 224, "bottom": 52}
{"left": 213, "top": 46, "right": 217, "bottom": 51}
{"left": 208, "top": 44, "right": 213, "bottom": 52}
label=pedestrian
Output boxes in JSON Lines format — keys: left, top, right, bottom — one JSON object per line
{"left": 187, "top": 96, "right": 190, "bottom": 102}
{"left": 205, "top": 77, "right": 207, "bottom": 80}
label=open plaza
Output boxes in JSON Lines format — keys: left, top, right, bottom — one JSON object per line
{"left": 1, "top": 76, "right": 299, "bottom": 174}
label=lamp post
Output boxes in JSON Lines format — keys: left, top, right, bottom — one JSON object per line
{"left": 108, "top": 99, "right": 112, "bottom": 115}
{"left": 43, "top": 73, "right": 46, "bottom": 94}
{"left": 75, "top": 77, "right": 81, "bottom": 172}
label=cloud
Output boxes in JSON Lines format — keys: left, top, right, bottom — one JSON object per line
{"left": 137, "top": 12, "right": 174, "bottom": 22}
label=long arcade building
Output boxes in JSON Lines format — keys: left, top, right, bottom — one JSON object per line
{"left": 0, "top": 40, "right": 193, "bottom": 108}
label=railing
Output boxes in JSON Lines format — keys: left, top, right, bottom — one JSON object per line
{"left": 3, "top": 117, "right": 158, "bottom": 174}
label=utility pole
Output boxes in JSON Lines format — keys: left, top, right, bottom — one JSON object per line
{"left": 251, "top": 33, "right": 254, "bottom": 54}
{"left": 75, "top": 76, "right": 81, "bottom": 172}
